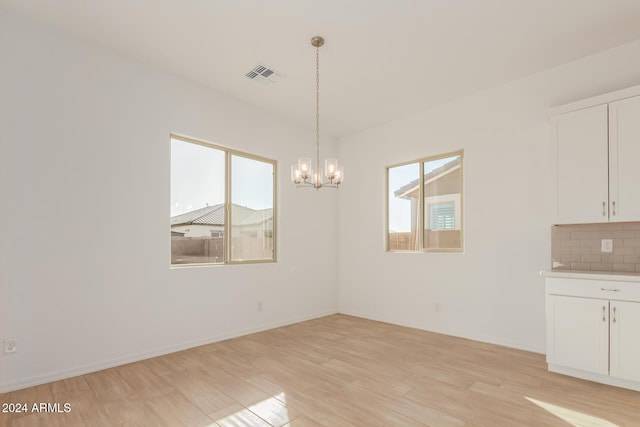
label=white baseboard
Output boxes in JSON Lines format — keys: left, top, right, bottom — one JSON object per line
{"left": 549, "top": 364, "right": 640, "bottom": 392}
{"left": 339, "top": 309, "right": 545, "bottom": 355}
{"left": 0, "top": 309, "right": 338, "bottom": 393}
{"left": 1, "top": 308, "right": 546, "bottom": 393}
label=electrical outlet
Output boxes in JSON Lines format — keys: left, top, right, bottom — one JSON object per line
{"left": 257, "top": 301, "right": 263, "bottom": 312}
{"left": 3, "top": 338, "right": 17, "bottom": 354}
{"left": 601, "top": 239, "right": 613, "bottom": 253}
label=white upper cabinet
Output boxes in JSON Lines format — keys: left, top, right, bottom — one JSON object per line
{"left": 609, "top": 95, "right": 640, "bottom": 222}
{"left": 552, "top": 105, "right": 609, "bottom": 224}
{"left": 552, "top": 91, "right": 640, "bottom": 224}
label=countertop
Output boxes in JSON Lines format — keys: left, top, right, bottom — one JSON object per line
{"left": 540, "top": 269, "right": 640, "bottom": 283}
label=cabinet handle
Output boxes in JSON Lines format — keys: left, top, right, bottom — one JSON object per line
{"left": 600, "top": 288, "right": 620, "bottom": 292}
{"left": 613, "top": 306, "right": 617, "bottom": 323}
{"left": 602, "top": 305, "right": 606, "bottom": 322}
{"left": 612, "top": 201, "right": 616, "bottom": 216}
{"left": 602, "top": 201, "right": 606, "bottom": 216}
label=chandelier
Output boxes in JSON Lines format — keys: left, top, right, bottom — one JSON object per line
{"left": 291, "top": 36, "right": 343, "bottom": 189}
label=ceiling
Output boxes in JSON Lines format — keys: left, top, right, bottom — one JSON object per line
{"left": 4, "top": 0, "right": 640, "bottom": 137}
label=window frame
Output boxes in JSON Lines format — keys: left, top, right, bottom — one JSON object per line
{"left": 385, "top": 150, "right": 464, "bottom": 253}
{"left": 170, "top": 133, "right": 277, "bottom": 267}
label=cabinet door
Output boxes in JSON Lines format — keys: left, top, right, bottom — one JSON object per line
{"left": 609, "top": 95, "right": 640, "bottom": 222}
{"left": 546, "top": 295, "right": 609, "bottom": 375}
{"left": 610, "top": 300, "right": 640, "bottom": 382}
{"left": 552, "top": 105, "right": 609, "bottom": 224}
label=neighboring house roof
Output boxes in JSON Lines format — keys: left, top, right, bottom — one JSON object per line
{"left": 171, "top": 204, "right": 272, "bottom": 227}
{"left": 394, "top": 157, "right": 461, "bottom": 199}
{"left": 236, "top": 208, "right": 273, "bottom": 226}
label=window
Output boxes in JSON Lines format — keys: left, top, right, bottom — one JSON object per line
{"left": 386, "top": 151, "right": 463, "bottom": 252}
{"left": 170, "top": 135, "right": 276, "bottom": 265}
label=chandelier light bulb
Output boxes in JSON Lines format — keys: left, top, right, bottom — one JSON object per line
{"left": 298, "top": 157, "right": 312, "bottom": 179}
{"left": 325, "top": 158, "right": 338, "bottom": 179}
{"left": 334, "top": 165, "right": 344, "bottom": 184}
{"left": 291, "top": 164, "right": 302, "bottom": 184}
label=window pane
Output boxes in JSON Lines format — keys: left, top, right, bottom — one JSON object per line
{"left": 170, "top": 138, "right": 225, "bottom": 265}
{"left": 388, "top": 163, "right": 419, "bottom": 251}
{"left": 230, "top": 155, "right": 274, "bottom": 261}
{"left": 423, "top": 154, "right": 462, "bottom": 250}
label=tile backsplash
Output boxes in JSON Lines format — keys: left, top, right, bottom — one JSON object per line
{"left": 551, "top": 223, "right": 640, "bottom": 273}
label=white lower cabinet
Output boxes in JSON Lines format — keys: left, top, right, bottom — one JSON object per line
{"left": 546, "top": 295, "right": 609, "bottom": 375}
{"left": 610, "top": 300, "right": 640, "bottom": 382}
{"left": 545, "top": 275, "right": 640, "bottom": 391}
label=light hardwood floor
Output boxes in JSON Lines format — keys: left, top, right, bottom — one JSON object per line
{"left": 1, "top": 314, "right": 639, "bottom": 426}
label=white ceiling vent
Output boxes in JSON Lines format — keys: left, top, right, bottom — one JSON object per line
{"left": 245, "top": 65, "right": 284, "bottom": 84}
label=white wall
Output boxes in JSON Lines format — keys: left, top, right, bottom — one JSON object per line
{"left": 0, "top": 10, "right": 339, "bottom": 392}
{"left": 337, "top": 39, "right": 640, "bottom": 353}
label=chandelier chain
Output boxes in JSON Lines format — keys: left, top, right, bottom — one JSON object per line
{"left": 315, "top": 45, "right": 320, "bottom": 178}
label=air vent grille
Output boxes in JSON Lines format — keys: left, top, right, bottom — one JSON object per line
{"left": 245, "top": 65, "right": 283, "bottom": 84}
